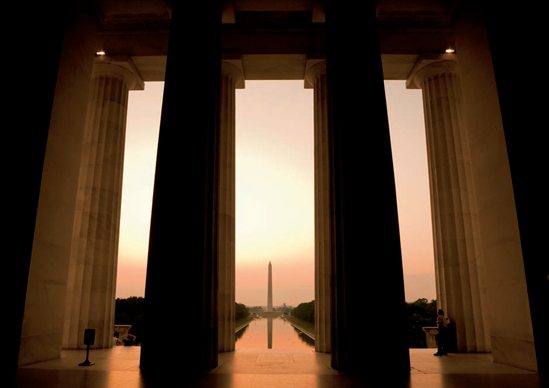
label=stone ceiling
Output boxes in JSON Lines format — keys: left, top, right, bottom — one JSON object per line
{"left": 93, "top": 0, "right": 459, "bottom": 27}
{"left": 92, "top": 0, "right": 460, "bottom": 81}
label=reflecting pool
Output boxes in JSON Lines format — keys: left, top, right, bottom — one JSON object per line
{"left": 235, "top": 317, "right": 314, "bottom": 350}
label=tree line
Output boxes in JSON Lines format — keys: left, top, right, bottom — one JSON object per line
{"left": 114, "top": 298, "right": 253, "bottom": 344}
{"left": 114, "top": 296, "right": 144, "bottom": 344}
{"left": 291, "top": 300, "right": 314, "bottom": 324}
{"left": 115, "top": 297, "right": 437, "bottom": 347}
{"left": 289, "top": 298, "right": 437, "bottom": 347}
{"left": 235, "top": 302, "right": 249, "bottom": 321}
{"left": 405, "top": 298, "right": 437, "bottom": 348}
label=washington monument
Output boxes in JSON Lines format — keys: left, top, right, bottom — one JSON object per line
{"left": 267, "top": 261, "right": 273, "bottom": 312}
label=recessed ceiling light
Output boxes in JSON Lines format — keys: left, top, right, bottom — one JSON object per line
{"left": 96, "top": 51, "right": 106, "bottom": 56}
{"left": 445, "top": 48, "right": 455, "bottom": 53}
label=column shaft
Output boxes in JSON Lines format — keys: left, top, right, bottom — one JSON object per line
{"left": 410, "top": 58, "right": 489, "bottom": 353}
{"left": 11, "top": 3, "right": 66, "bottom": 374}
{"left": 484, "top": 4, "right": 548, "bottom": 373}
{"left": 326, "top": 0, "right": 409, "bottom": 373}
{"left": 63, "top": 60, "right": 143, "bottom": 349}
{"left": 217, "top": 61, "right": 241, "bottom": 352}
{"left": 140, "top": 1, "right": 221, "bottom": 372}
{"left": 453, "top": 4, "right": 538, "bottom": 370}
{"left": 306, "top": 61, "right": 331, "bottom": 353}
{"left": 18, "top": 2, "right": 99, "bottom": 366}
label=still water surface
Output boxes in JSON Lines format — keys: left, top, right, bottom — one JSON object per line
{"left": 235, "top": 317, "right": 314, "bottom": 350}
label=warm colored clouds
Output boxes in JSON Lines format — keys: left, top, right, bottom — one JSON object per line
{"left": 117, "top": 82, "right": 163, "bottom": 267}
{"left": 235, "top": 81, "right": 316, "bottom": 307}
{"left": 116, "top": 259, "right": 147, "bottom": 299}
{"left": 384, "top": 81, "right": 435, "bottom": 279}
{"left": 235, "top": 81, "right": 314, "bottom": 270}
{"left": 116, "top": 80, "right": 436, "bottom": 304}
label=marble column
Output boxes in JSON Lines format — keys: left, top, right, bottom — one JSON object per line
{"left": 483, "top": 4, "right": 547, "bottom": 373}
{"left": 17, "top": 2, "right": 99, "bottom": 368}
{"left": 305, "top": 60, "right": 331, "bottom": 354}
{"left": 139, "top": 1, "right": 221, "bottom": 372}
{"left": 12, "top": 4, "right": 67, "bottom": 374}
{"left": 325, "top": 0, "right": 409, "bottom": 373}
{"left": 218, "top": 61, "right": 243, "bottom": 352}
{"left": 407, "top": 54, "right": 490, "bottom": 353}
{"left": 63, "top": 57, "right": 144, "bottom": 349}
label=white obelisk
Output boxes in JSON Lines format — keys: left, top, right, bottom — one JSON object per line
{"left": 267, "top": 261, "right": 273, "bottom": 312}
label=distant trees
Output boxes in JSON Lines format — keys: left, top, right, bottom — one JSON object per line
{"left": 114, "top": 296, "right": 144, "bottom": 344}
{"left": 235, "top": 302, "right": 249, "bottom": 321}
{"left": 114, "top": 296, "right": 436, "bottom": 348}
{"left": 291, "top": 300, "right": 314, "bottom": 324}
{"left": 115, "top": 298, "right": 252, "bottom": 340}
{"left": 287, "top": 298, "right": 437, "bottom": 348}
{"left": 406, "top": 298, "right": 437, "bottom": 348}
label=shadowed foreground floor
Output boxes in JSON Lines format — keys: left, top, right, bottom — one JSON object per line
{"left": 15, "top": 347, "right": 549, "bottom": 387}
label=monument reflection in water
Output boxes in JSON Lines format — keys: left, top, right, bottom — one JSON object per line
{"left": 236, "top": 317, "right": 314, "bottom": 350}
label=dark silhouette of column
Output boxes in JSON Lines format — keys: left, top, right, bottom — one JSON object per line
{"left": 483, "top": 2, "right": 548, "bottom": 374}
{"left": 325, "top": 0, "right": 410, "bottom": 374}
{"left": 17, "top": 0, "right": 99, "bottom": 369}
{"left": 140, "top": 1, "right": 221, "bottom": 373}
{"left": 10, "top": 1, "right": 69, "bottom": 378}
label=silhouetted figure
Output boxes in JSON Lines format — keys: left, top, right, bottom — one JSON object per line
{"left": 434, "top": 309, "right": 448, "bottom": 356}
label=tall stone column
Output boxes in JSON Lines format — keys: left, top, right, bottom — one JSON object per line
{"left": 218, "top": 61, "right": 243, "bottom": 352}
{"left": 63, "top": 57, "right": 144, "bottom": 349}
{"left": 11, "top": 2, "right": 67, "bottom": 375}
{"left": 484, "top": 4, "right": 547, "bottom": 373}
{"left": 407, "top": 54, "right": 490, "bottom": 353}
{"left": 325, "top": 1, "right": 409, "bottom": 374}
{"left": 17, "top": 1, "right": 99, "bottom": 368}
{"left": 140, "top": 1, "right": 221, "bottom": 373}
{"left": 305, "top": 60, "right": 331, "bottom": 354}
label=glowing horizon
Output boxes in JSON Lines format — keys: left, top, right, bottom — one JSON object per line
{"left": 235, "top": 81, "right": 314, "bottom": 307}
{"left": 116, "top": 80, "right": 435, "bottom": 307}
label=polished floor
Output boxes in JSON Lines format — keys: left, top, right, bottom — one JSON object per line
{"left": 15, "top": 347, "right": 549, "bottom": 388}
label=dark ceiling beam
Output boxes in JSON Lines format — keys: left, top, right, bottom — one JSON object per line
{"left": 98, "top": 25, "right": 452, "bottom": 57}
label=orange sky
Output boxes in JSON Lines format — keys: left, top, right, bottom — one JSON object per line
{"left": 116, "top": 80, "right": 436, "bottom": 306}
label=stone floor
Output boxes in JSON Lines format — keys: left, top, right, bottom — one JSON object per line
{"left": 14, "top": 347, "right": 549, "bottom": 387}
